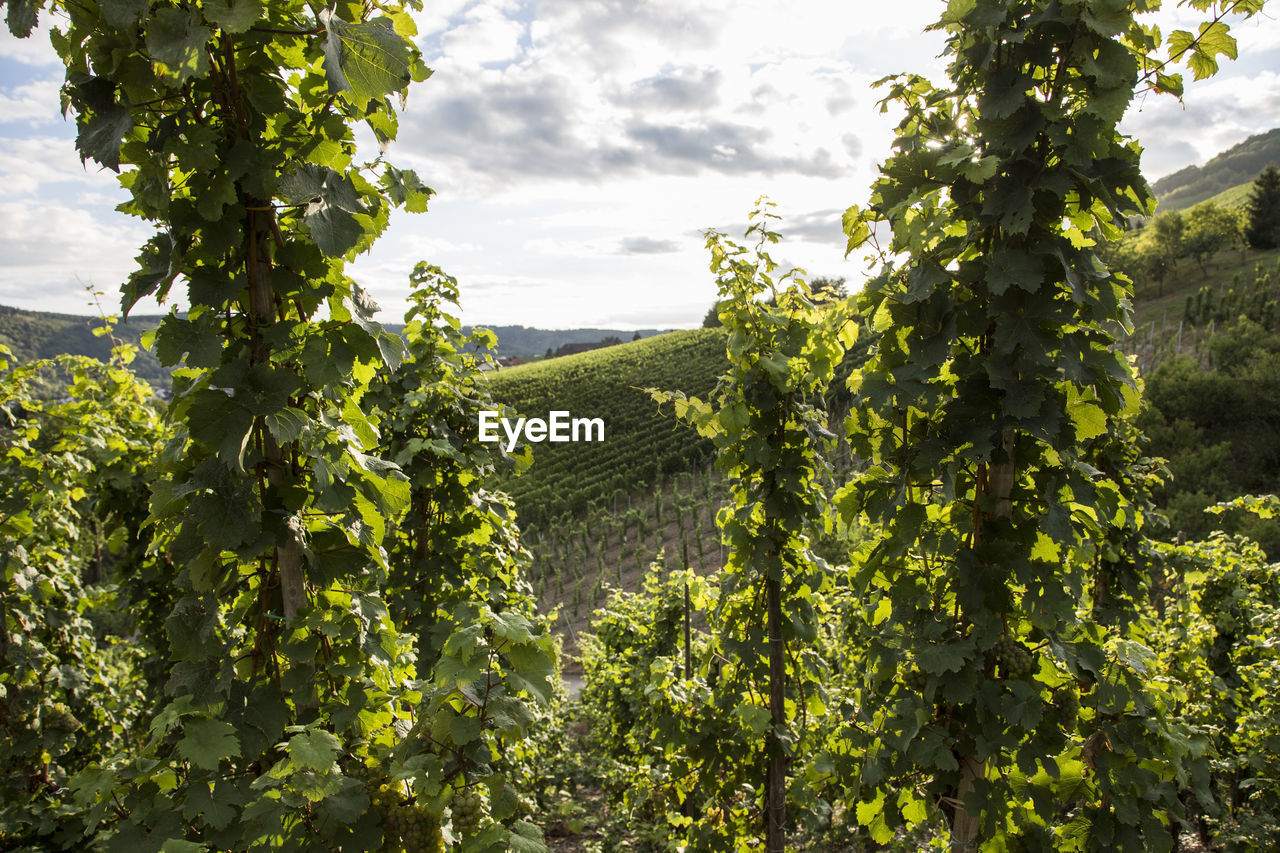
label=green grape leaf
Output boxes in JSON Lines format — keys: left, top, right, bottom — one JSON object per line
{"left": 842, "top": 204, "right": 872, "bottom": 256}
{"left": 1081, "top": 2, "right": 1128, "bottom": 36}
{"left": 987, "top": 249, "right": 1041, "bottom": 295}
{"left": 287, "top": 728, "right": 341, "bottom": 772}
{"left": 278, "top": 163, "right": 328, "bottom": 205}
{"left": 305, "top": 202, "right": 364, "bottom": 257}
{"left": 903, "top": 263, "right": 948, "bottom": 303}
{"left": 196, "top": 172, "right": 239, "bottom": 221}
{"left": 938, "top": 0, "right": 977, "bottom": 26}
{"left": 76, "top": 103, "right": 132, "bottom": 172}
{"left": 507, "top": 821, "right": 548, "bottom": 852}
{"left": 1069, "top": 399, "right": 1107, "bottom": 441}
{"left": 449, "top": 714, "right": 482, "bottom": 745}
{"left": 736, "top": 704, "right": 772, "bottom": 735}
{"left": 1179, "top": 22, "right": 1237, "bottom": 81}
{"left": 1153, "top": 71, "right": 1183, "bottom": 98}
{"left": 491, "top": 611, "right": 535, "bottom": 643}
{"left": 506, "top": 642, "right": 554, "bottom": 705}
{"left": 160, "top": 840, "right": 207, "bottom": 853}
{"left": 122, "top": 232, "right": 181, "bottom": 317}
{"left": 900, "top": 794, "right": 928, "bottom": 826}
{"left": 153, "top": 314, "right": 222, "bottom": 368}
{"left": 317, "top": 778, "right": 370, "bottom": 823}
{"left": 960, "top": 155, "right": 999, "bottom": 183}
{"left": 146, "top": 7, "right": 212, "bottom": 85}
{"left": 381, "top": 165, "right": 433, "bottom": 212}
{"left": 203, "top": 0, "right": 263, "bottom": 33}
{"left": 322, "top": 14, "right": 414, "bottom": 107}
{"left": 856, "top": 793, "right": 885, "bottom": 826}
{"left": 264, "top": 408, "right": 310, "bottom": 443}
{"left": 182, "top": 780, "right": 237, "bottom": 829}
{"left": 918, "top": 641, "right": 968, "bottom": 675}
{"left": 178, "top": 718, "right": 240, "bottom": 770}
{"left": 3, "top": 0, "right": 36, "bottom": 37}
{"left": 101, "top": 0, "right": 147, "bottom": 29}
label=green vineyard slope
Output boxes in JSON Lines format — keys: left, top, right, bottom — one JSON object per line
{"left": 487, "top": 328, "right": 727, "bottom": 521}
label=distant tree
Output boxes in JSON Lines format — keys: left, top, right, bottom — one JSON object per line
{"left": 702, "top": 303, "right": 723, "bottom": 328}
{"left": 601, "top": 335, "right": 623, "bottom": 347}
{"left": 544, "top": 347, "right": 554, "bottom": 359}
{"left": 632, "top": 331, "right": 642, "bottom": 341}
{"left": 1150, "top": 210, "right": 1186, "bottom": 296}
{"left": 1154, "top": 210, "right": 1185, "bottom": 261}
{"left": 1184, "top": 201, "right": 1244, "bottom": 275}
{"left": 1245, "top": 165, "right": 1280, "bottom": 249}
{"left": 809, "top": 276, "right": 848, "bottom": 300}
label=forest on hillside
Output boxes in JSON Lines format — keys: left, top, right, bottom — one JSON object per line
{"left": 5, "top": 2, "right": 1280, "bottom": 853}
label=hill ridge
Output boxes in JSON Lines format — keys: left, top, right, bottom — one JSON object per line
{"left": 1152, "top": 127, "right": 1280, "bottom": 212}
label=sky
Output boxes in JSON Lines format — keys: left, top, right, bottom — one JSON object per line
{"left": 1, "top": 2, "right": 1279, "bottom": 330}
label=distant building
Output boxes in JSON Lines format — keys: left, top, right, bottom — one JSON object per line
{"left": 482, "top": 356, "right": 526, "bottom": 371}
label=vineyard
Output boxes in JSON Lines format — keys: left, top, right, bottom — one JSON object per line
{"left": 521, "top": 465, "right": 728, "bottom": 653}
{"left": 1116, "top": 254, "right": 1280, "bottom": 373}
{"left": 486, "top": 328, "right": 727, "bottom": 521}
{"left": 6, "top": 2, "right": 1280, "bottom": 853}
{"left": 514, "top": 402, "right": 862, "bottom": 659}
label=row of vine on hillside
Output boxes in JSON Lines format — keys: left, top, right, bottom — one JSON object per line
{"left": 3, "top": 2, "right": 552, "bottom": 851}
{"left": 580, "top": 0, "right": 1273, "bottom": 850}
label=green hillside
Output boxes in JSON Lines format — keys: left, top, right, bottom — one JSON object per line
{"left": 1128, "top": 246, "right": 1280, "bottom": 332}
{"left": 1153, "top": 127, "right": 1280, "bottom": 212}
{"left": 487, "top": 328, "right": 727, "bottom": 521}
{"left": 1194, "top": 178, "right": 1255, "bottom": 212}
{"left": 0, "top": 305, "right": 170, "bottom": 391}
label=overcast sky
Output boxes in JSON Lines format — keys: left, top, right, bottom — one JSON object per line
{"left": 2, "top": 2, "right": 1279, "bottom": 330}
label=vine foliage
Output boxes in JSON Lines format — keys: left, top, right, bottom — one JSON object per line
{"left": 837, "top": 0, "right": 1263, "bottom": 848}
{"left": 3, "top": 2, "right": 552, "bottom": 850}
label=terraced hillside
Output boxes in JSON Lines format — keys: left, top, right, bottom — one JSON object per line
{"left": 487, "top": 327, "right": 728, "bottom": 522}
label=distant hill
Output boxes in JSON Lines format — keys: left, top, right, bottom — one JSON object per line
{"left": 462, "top": 325, "right": 668, "bottom": 358}
{"left": 1153, "top": 127, "right": 1280, "bottom": 212}
{"left": 0, "top": 305, "right": 170, "bottom": 391}
{"left": 0, "top": 304, "right": 671, "bottom": 382}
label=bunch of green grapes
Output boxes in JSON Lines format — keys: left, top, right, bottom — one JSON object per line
{"left": 992, "top": 637, "right": 1035, "bottom": 679}
{"left": 1053, "top": 686, "right": 1080, "bottom": 726}
{"left": 349, "top": 761, "right": 443, "bottom": 853}
{"left": 450, "top": 786, "right": 491, "bottom": 838}
{"left": 387, "top": 799, "right": 442, "bottom": 853}
{"left": 41, "top": 701, "right": 81, "bottom": 733}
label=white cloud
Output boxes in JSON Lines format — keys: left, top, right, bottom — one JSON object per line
{"left": 0, "top": 2, "right": 1277, "bottom": 329}
{"left": 415, "top": 0, "right": 477, "bottom": 41}
{"left": 0, "top": 134, "right": 127, "bottom": 201}
{"left": 0, "top": 199, "right": 151, "bottom": 313}
{"left": 440, "top": 3, "right": 526, "bottom": 68}
{"left": 1123, "top": 69, "right": 1280, "bottom": 178}
{"left": 0, "top": 75, "right": 62, "bottom": 125}
{"left": 0, "top": 23, "right": 63, "bottom": 68}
